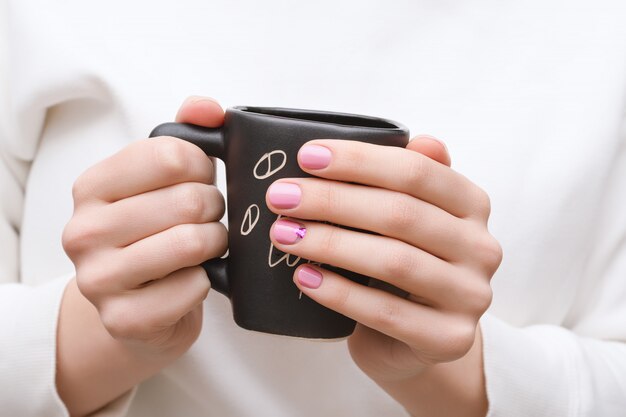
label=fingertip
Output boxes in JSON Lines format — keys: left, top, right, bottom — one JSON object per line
{"left": 294, "top": 264, "right": 324, "bottom": 290}
{"left": 298, "top": 143, "right": 333, "bottom": 171}
{"left": 407, "top": 134, "right": 452, "bottom": 167}
{"left": 266, "top": 181, "right": 302, "bottom": 211}
{"left": 175, "top": 96, "right": 225, "bottom": 127}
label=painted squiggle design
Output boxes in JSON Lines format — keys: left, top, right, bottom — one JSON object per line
{"left": 268, "top": 242, "right": 302, "bottom": 268}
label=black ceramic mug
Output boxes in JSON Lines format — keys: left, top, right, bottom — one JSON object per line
{"left": 150, "top": 106, "right": 409, "bottom": 338}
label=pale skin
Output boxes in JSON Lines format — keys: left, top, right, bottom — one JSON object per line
{"left": 57, "top": 96, "right": 500, "bottom": 417}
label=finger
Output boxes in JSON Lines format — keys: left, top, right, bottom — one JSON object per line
{"left": 293, "top": 264, "right": 476, "bottom": 362}
{"left": 121, "top": 222, "right": 228, "bottom": 288}
{"left": 297, "top": 140, "right": 490, "bottom": 220}
{"left": 269, "top": 218, "right": 482, "bottom": 311}
{"left": 266, "top": 178, "right": 474, "bottom": 262}
{"left": 175, "top": 96, "right": 224, "bottom": 127}
{"left": 99, "top": 266, "right": 209, "bottom": 342}
{"left": 97, "top": 182, "right": 224, "bottom": 247}
{"left": 407, "top": 134, "right": 451, "bottom": 167}
{"left": 74, "top": 136, "right": 214, "bottom": 204}
{"left": 78, "top": 222, "right": 227, "bottom": 297}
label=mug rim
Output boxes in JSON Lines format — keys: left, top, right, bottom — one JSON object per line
{"left": 232, "top": 106, "right": 408, "bottom": 132}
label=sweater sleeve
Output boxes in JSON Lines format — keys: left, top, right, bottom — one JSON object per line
{"left": 0, "top": 6, "right": 136, "bottom": 415}
{"left": 0, "top": 4, "right": 68, "bottom": 414}
{"left": 0, "top": 276, "right": 73, "bottom": 416}
{"left": 481, "top": 121, "right": 626, "bottom": 416}
{"left": 0, "top": 273, "right": 136, "bottom": 416}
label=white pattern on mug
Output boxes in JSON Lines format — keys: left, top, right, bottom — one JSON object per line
{"left": 240, "top": 204, "right": 260, "bottom": 236}
{"left": 253, "top": 150, "right": 287, "bottom": 180}
{"left": 268, "top": 242, "right": 301, "bottom": 268}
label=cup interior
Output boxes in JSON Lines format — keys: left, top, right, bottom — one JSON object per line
{"left": 237, "top": 106, "right": 400, "bottom": 129}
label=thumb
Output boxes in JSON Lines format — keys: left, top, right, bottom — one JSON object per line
{"left": 406, "top": 134, "right": 451, "bottom": 167}
{"left": 175, "top": 96, "right": 225, "bottom": 127}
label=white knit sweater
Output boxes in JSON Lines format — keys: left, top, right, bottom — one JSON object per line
{"left": 1, "top": 1, "right": 625, "bottom": 416}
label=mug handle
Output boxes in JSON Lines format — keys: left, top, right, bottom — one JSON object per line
{"left": 149, "top": 122, "right": 230, "bottom": 297}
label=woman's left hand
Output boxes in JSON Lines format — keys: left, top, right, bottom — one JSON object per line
{"left": 266, "top": 136, "right": 501, "bottom": 382}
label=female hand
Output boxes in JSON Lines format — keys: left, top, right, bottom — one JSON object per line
{"left": 62, "top": 96, "right": 228, "bottom": 356}
{"left": 265, "top": 137, "right": 501, "bottom": 384}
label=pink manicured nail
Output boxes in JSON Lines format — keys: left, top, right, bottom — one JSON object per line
{"left": 272, "top": 219, "right": 306, "bottom": 245}
{"left": 297, "top": 266, "right": 323, "bottom": 289}
{"left": 268, "top": 182, "right": 301, "bottom": 209}
{"left": 298, "top": 145, "right": 332, "bottom": 170}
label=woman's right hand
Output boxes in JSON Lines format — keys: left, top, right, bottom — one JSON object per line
{"left": 62, "top": 96, "right": 228, "bottom": 356}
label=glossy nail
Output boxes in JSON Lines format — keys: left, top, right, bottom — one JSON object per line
{"left": 297, "top": 266, "right": 323, "bottom": 289}
{"left": 268, "top": 182, "right": 301, "bottom": 209}
{"left": 272, "top": 219, "right": 306, "bottom": 245}
{"left": 298, "top": 145, "right": 332, "bottom": 170}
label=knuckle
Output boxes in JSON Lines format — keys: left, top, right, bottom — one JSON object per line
{"left": 464, "top": 281, "right": 493, "bottom": 315}
{"left": 61, "top": 223, "right": 81, "bottom": 256}
{"left": 71, "top": 166, "right": 100, "bottom": 203}
{"left": 171, "top": 224, "right": 210, "bottom": 261}
{"left": 206, "top": 185, "right": 226, "bottom": 220}
{"left": 436, "top": 321, "right": 477, "bottom": 361}
{"left": 153, "top": 138, "right": 191, "bottom": 178}
{"left": 317, "top": 181, "right": 342, "bottom": 215}
{"left": 191, "top": 268, "right": 212, "bottom": 299}
{"left": 475, "top": 233, "right": 503, "bottom": 273}
{"left": 476, "top": 284, "right": 494, "bottom": 313}
{"left": 381, "top": 244, "right": 419, "bottom": 283}
{"left": 371, "top": 298, "right": 402, "bottom": 329}
{"left": 343, "top": 147, "right": 368, "bottom": 172}
{"left": 319, "top": 225, "right": 342, "bottom": 254}
{"left": 174, "top": 183, "right": 207, "bottom": 222}
{"left": 202, "top": 222, "right": 228, "bottom": 261}
{"left": 99, "top": 300, "right": 142, "bottom": 340}
{"left": 208, "top": 222, "right": 229, "bottom": 257}
{"left": 62, "top": 217, "right": 104, "bottom": 256}
{"left": 325, "top": 280, "right": 351, "bottom": 311}
{"left": 473, "top": 188, "right": 492, "bottom": 219}
{"left": 388, "top": 194, "right": 419, "bottom": 232}
{"left": 404, "top": 154, "right": 432, "bottom": 188}
{"left": 75, "top": 264, "right": 115, "bottom": 301}
{"left": 139, "top": 311, "right": 168, "bottom": 337}
{"left": 71, "top": 175, "right": 88, "bottom": 202}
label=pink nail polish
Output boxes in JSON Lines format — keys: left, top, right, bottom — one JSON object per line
{"left": 299, "top": 145, "right": 332, "bottom": 170}
{"left": 272, "top": 219, "right": 306, "bottom": 245}
{"left": 297, "top": 266, "right": 323, "bottom": 289}
{"left": 268, "top": 183, "right": 301, "bottom": 209}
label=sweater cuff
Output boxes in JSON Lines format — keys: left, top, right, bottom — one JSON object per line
{"left": 0, "top": 275, "right": 138, "bottom": 417}
{"left": 0, "top": 274, "right": 73, "bottom": 417}
{"left": 89, "top": 388, "right": 137, "bottom": 417}
{"left": 480, "top": 313, "right": 578, "bottom": 417}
